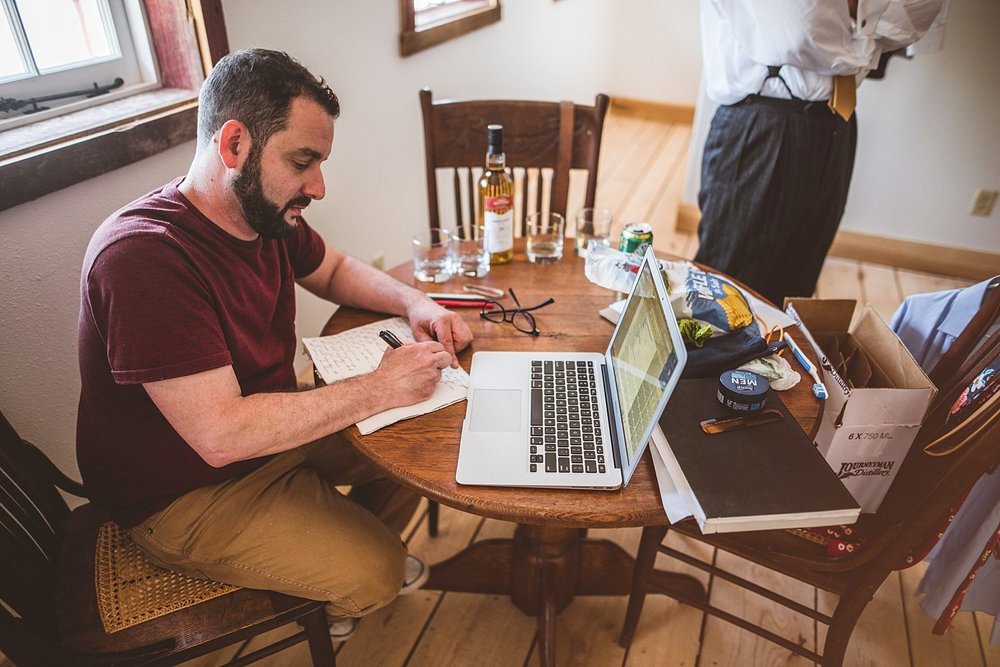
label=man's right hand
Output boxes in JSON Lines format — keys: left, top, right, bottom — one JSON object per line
{"left": 374, "top": 340, "right": 453, "bottom": 407}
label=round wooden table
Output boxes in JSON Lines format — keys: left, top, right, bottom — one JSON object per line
{"left": 321, "top": 240, "right": 821, "bottom": 667}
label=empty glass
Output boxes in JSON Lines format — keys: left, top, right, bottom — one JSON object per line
{"left": 574, "top": 207, "right": 614, "bottom": 258}
{"left": 412, "top": 227, "right": 452, "bottom": 283}
{"left": 450, "top": 225, "right": 489, "bottom": 278}
{"left": 525, "top": 212, "right": 565, "bottom": 264}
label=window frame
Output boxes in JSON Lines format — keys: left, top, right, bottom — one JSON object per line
{"left": 0, "top": 0, "right": 228, "bottom": 212}
{"left": 0, "top": 0, "right": 158, "bottom": 133}
{"left": 399, "top": 0, "right": 501, "bottom": 57}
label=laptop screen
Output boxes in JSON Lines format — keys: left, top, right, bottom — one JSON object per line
{"left": 609, "top": 256, "right": 681, "bottom": 468}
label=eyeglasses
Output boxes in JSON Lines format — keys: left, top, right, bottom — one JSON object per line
{"left": 480, "top": 288, "right": 555, "bottom": 336}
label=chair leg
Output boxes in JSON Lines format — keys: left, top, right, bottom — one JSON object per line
{"left": 428, "top": 500, "right": 439, "bottom": 537}
{"left": 301, "top": 607, "right": 337, "bottom": 667}
{"left": 821, "top": 587, "right": 874, "bottom": 667}
{"left": 618, "top": 524, "right": 669, "bottom": 648}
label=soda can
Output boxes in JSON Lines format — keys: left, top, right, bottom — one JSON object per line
{"left": 618, "top": 222, "right": 654, "bottom": 255}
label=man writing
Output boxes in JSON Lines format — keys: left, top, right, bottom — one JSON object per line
{"left": 77, "top": 48, "right": 472, "bottom": 639}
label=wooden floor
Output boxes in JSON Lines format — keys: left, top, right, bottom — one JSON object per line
{"left": 136, "top": 112, "right": 1000, "bottom": 667}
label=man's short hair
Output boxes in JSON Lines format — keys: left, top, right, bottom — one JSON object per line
{"left": 197, "top": 48, "right": 341, "bottom": 147}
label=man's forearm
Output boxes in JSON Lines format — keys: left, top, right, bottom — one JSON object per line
{"left": 207, "top": 375, "right": 396, "bottom": 465}
{"left": 145, "top": 366, "right": 396, "bottom": 468}
{"left": 325, "top": 255, "right": 426, "bottom": 318}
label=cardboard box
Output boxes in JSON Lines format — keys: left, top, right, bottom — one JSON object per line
{"left": 785, "top": 299, "right": 937, "bottom": 513}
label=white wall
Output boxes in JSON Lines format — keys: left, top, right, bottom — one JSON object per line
{"left": 604, "top": 1, "right": 702, "bottom": 104}
{"left": 1, "top": 144, "right": 194, "bottom": 477}
{"left": 683, "top": 0, "right": 1000, "bottom": 254}
{"left": 844, "top": 0, "right": 1000, "bottom": 248}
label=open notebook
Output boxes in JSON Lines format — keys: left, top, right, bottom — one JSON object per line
{"left": 302, "top": 317, "right": 468, "bottom": 435}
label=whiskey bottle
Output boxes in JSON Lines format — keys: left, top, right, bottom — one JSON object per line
{"left": 478, "top": 124, "right": 514, "bottom": 264}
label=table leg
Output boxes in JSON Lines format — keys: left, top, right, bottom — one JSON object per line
{"left": 422, "top": 524, "right": 706, "bottom": 667}
{"left": 424, "top": 537, "right": 514, "bottom": 594}
{"left": 537, "top": 562, "right": 558, "bottom": 667}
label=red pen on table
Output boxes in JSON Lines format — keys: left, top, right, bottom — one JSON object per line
{"left": 428, "top": 293, "right": 496, "bottom": 308}
{"left": 434, "top": 299, "right": 494, "bottom": 309}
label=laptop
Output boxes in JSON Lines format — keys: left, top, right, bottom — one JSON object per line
{"left": 457, "top": 247, "right": 688, "bottom": 490}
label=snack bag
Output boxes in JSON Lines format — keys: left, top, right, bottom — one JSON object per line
{"left": 662, "top": 261, "right": 754, "bottom": 347}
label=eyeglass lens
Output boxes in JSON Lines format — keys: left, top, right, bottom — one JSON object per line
{"left": 479, "top": 288, "right": 550, "bottom": 335}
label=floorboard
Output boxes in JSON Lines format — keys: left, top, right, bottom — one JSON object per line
{"left": 978, "top": 612, "right": 1000, "bottom": 666}
{"left": 857, "top": 262, "right": 904, "bottom": 322}
{"left": 900, "top": 564, "right": 986, "bottom": 667}
{"left": 698, "top": 552, "right": 817, "bottom": 667}
{"left": 816, "top": 572, "right": 911, "bottom": 667}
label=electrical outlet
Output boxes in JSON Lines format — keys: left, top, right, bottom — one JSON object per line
{"left": 371, "top": 251, "right": 385, "bottom": 271}
{"left": 970, "top": 189, "right": 999, "bottom": 217}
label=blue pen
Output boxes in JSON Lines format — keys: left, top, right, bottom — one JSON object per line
{"left": 378, "top": 330, "right": 403, "bottom": 349}
{"left": 785, "top": 334, "right": 829, "bottom": 399}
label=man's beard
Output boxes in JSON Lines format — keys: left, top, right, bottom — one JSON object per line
{"left": 233, "top": 147, "right": 310, "bottom": 239}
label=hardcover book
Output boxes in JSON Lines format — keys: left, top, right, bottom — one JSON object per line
{"left": 656, "top": 378, "right": 860, "bottom": 534}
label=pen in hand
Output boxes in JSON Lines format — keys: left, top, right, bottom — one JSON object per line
{"left": 378, "top": 330, "right": 404, "bottom": 349}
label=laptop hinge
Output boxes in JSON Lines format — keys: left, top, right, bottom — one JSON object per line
{"left": 600, "top": 361, "right": 623, "bottom": 470}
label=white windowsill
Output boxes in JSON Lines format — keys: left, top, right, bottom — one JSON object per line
{"left": 0, "top": 87, "right": 197, "bottom": 159}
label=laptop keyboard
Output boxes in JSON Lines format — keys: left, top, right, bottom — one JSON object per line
{"left": 529, "top": 360, "right": 606, "bottom": 475}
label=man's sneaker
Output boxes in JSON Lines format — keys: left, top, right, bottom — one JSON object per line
{"left": 328, "top": 617, "right": 359, "bottom": 642}
{"left": 399, "top": 554, "right": 429, "bottom": 595}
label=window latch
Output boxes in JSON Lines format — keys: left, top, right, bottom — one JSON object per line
{"left": 1, "top": 77, "right": 125, "bottom": 115}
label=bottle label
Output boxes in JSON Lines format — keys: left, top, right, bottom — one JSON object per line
{"left": 484, "top": 195, "right": 513, "bottom": 253}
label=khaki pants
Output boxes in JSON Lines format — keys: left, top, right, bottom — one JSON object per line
{"left": 129, "top": 433, "right": 419, "bottom": 620}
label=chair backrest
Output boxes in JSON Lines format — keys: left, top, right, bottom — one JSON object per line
{"left": 927, "top": 280, "right": 1000, "bottom": 396}
{"left": 861, "top": 289, "right": 1000, "bottom": 570}
{"left": 0, "top": 411, "right": 83, "bottom": 641}
{"left": 419, "top": 88, "right": 610, "bottom": 236}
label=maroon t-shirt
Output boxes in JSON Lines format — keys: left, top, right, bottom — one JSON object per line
{"left": 77, "top": 178, "right": 325, "bottom": 527}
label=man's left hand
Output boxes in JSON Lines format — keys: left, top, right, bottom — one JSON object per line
{"left": 407, "top": 299, "right": 473, "bottom": 368}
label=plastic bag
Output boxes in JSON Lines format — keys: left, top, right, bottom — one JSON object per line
{"left": 585, "top": 249, "right": 754, "bottom": 347}
{"left": 661, "top": 261, "right": 754, "bottom": 343}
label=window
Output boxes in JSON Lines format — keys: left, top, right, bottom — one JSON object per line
{"left": 0, "top": 0, "right": 158, "bottom": 131}
{"left": 0, "top": 0, "right": 228, "bottom": 212}
{"left": 400, "top": 0, "right": 500, "bottom": 57}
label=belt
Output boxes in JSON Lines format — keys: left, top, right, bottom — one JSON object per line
{"left": 734, "top": 94, "right": 831, "bottom": 115}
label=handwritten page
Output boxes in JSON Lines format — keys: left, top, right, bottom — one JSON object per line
{"left": 302, "top": 317, "right": 469, "bottom": 435}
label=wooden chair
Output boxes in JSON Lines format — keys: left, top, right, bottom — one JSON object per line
{"left": 0, "top": 411, "right": 337, "bottom": 666}
{"left": 419, "top": 88, "right": 610, "bottom": 236}
{"left": 418, "top": 88, "right": 609, "bottom": 537}
{"left": 618, "top": 290, "right": 1000, "bottom": 666}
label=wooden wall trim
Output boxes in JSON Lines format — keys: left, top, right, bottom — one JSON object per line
{"left": 828, "top": 230, "right": 1000, "bottom": 281}
{"left": 610, "top": 97, "right": 695, "bottom": 124}
{"left": 674, "top": 202, "right": 1000, "bottom": 281}
{"left": 677, "top": 202, "right": 700, "bottom": 235}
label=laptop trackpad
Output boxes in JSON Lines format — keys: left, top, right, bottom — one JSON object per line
{"left": 469, "top": 389, "right": 521, "bottom": 432}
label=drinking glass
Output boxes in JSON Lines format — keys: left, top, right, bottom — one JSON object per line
{"left": 412, "top": 227, "right": 452, "bottom": 283}
{"left": 574, "top": 207, "right": 614, "bottom": 258}
{"left": 525, "top": 212, "right": 565, "bottom": 264}
{"left": 449, "top": 225, "right": 489, "bottom": 278}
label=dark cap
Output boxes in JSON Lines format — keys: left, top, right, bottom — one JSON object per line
{"left": 487, "top": 124, "right": 504, "bottom": 153}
